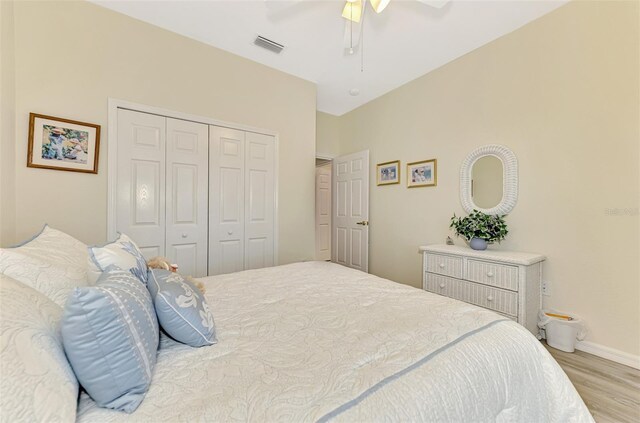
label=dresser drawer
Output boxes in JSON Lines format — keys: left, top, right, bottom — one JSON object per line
{"left": 424, "top": 273, "right": 458, "bottom": 297}
{"left": 457, "top": 279, "right": 518, "bottom": 316}
{"left": 466, "top": 259, "right": 519, "bottom": 291}
{"left": 425, "top": 253, "right": 463, "bottom": 279}
{"left": 425, "top": 274, "right": 518, "bottom": 317}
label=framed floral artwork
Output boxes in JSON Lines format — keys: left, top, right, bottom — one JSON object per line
{"left": 407, "top": 159, "right": 437, "bottom": 188}
{"left": 377, "top": 160, "right": 400, "bottom": 185}
{"left": 28, "top": 113, "right": 101, "bottom": 174}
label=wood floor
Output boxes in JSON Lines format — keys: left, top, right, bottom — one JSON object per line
{"left": 543, "top": 342, "right": 640, "bottom": 423}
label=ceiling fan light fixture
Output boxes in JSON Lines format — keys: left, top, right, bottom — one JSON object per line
{"left": 369, "top": 0, "right": 391, "bottom": 14}
{"left": 342, "top": 0, "right": 363, "bottom": 23}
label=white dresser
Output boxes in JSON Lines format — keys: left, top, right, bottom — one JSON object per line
{"left": 420, "top": 244, "right": 545, "bottom": 335}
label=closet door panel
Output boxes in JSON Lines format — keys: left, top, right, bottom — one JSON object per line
{"left": 116, "top": 109, "right": 166, "bottom": 259}
{"left": 247, "top": 237, "right": 268, "bottom": 269}
{"left": 132, "top": 161, "right": 161, "bottom": 224}
{"left": 245, "top": 132, "right": 275, "bottom": 270}
{"left": 209, "top": 126, "right": 246, "bottom": 275}
{"left": 173, "top": 164, "right": 197, "bottom": 223}
{"left": 172, "top": 244, "right": 198, "bottom": 276}
{"left": 221, "top": 168, "right": 242, "bottom": 222}
{"left": 166, "top": 118, "right": 208, "bottom": 277}
{"left": 220, "top": 240, "right": 243, "bottom": 274}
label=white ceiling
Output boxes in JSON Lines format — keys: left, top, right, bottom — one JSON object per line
{"left": 92, "top": 0, "right": 567, "bottom": 116}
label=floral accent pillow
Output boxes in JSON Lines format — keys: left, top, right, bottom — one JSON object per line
{"left": 147, "top": 269, "right": 217, "bottom": 347}
{"left": 88, "top": 233, "right": 148, "bottom": 285}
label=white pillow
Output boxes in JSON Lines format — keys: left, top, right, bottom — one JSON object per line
{"left": 88, "top": 233, "right": 148, "bottom": 285}
{"left": 0, "top": 225, "right": 89, "bottom": 307}
{"left": 0, "top": 275, "right": 79, "bottom": 422}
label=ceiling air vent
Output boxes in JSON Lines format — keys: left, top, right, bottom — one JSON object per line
{"left": 254, "top": 36, "right": 284, "bottom": 54}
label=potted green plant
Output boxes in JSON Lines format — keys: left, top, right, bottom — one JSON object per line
{"left": 449, "top": 210, "right": 509, "bottom": 250}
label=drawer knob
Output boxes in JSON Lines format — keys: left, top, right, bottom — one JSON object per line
{"left": 487, "top": 295, "right": 494, "bottom": 302}
{"left": 487, "top": 272, "right": 494, "bottom": 277}
{"left": 181, "top": 233, "right": 188, "bottom": 238}
{"left": 439, "top": 263, "right": 445, "bottom": 268}
{"left": 439, "top": 283, "right": 445, "bottom": 289}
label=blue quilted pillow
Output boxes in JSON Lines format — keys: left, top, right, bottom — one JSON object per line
{"left": 148, "top": 270, "right": 217, "bottom": 347}
{"left": 61, "top": 269, "right": 159, "bottom": 413}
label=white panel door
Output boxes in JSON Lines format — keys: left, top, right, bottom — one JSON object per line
{"left": 209, "top": 126, "right": 245, "bottom": 275}
{"left": 166, "top": 118, "right": 208, "bottom": 277}
{"left": 244, "top": 132, "right": 275, "bottom": 270}
{"left": 332, "top": 150, "right": 369, "bottom": 272}
{"left": 116, "top": 109, "right": 166, "bottom": 259}
{"left": 315, "top": 163, "right": 332, "bottom": 261}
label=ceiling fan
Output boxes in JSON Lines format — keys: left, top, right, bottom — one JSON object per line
{"left": 342, "top": 0, "right": 450, "bottom": 23}
{"left": 340, "top": 0, "right": 450, "bottom": 57}
{"left": 264, "top": 0, "right": 452, "bottom": 57}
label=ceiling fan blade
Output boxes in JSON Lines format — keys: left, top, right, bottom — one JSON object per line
{"left": 342, "top": 0, "right": 363, "bottom": 23}
{"left": 416, "top": 0, "right": 451, "bottom": 9}
{"left": 369, "top": 0, "right": 391, "bottom": 14}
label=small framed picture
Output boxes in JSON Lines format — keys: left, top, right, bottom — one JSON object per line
{"left": 28, "top": 113, "right": 101, "bottom": 174}
{"left": 377, "top": 160, "right": 400, "bottom": 185}
{"left": 407, "top": 159, "right": 437, "bottom": 188}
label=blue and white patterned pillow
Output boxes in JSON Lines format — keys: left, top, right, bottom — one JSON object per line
{"left": 148, "top": 269, "right": 217, "bottom": 347}
{"left": 88, "top": 233, "right": 148, "bottom": 285}
{"left": 61, "top": 269, "right": 159, "bottom": 413}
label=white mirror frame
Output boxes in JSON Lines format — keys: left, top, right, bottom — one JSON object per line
{"left": 460, "top": 144, "right": 518, "bottom": 216}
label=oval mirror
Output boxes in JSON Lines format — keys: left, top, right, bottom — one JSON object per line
{"left": 460, "top": 145, "right": 518, "bottom": 215}
{"left": 471, "top": 156, "right": 503, "bottom": 209}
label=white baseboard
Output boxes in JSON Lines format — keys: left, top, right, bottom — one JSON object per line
{"left": 575, "top": 340, "right": 640, "bottom": 370}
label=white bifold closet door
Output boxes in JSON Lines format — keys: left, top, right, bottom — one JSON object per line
{"left": 116, "top": 109, "right": 208, "bottom": 277}
{"left": 208, "top": 127, "right": 245, "bottom": 275}
{"left": 116, "top": 110, "right": 166, "bottom": 260}
{"left": 209, "top": 126, "right": 275, "bottom": 275}
{"left": 244, "top": 132, "right": 275, "bottom": 270}
{"left": 165, "top": 118, "right": 208, "bottom": 277}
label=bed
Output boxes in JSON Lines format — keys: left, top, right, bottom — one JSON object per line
{"left": 72, "top": 261, "right": 592, "bottom": 422}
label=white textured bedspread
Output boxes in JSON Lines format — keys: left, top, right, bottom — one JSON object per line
{"left": 77, "top": 262, "right": 592, "bottom": 422}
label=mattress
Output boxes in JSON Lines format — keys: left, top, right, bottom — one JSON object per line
{"left": 77, "top": 261, "right": 593, "bottom": 422}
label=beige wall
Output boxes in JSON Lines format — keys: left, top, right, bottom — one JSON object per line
{"left": 331, "top": 1, "right": 639, "bottom": 355}
{"left": 0, "top": 0, "right": 16, "bottom": 246}
{"left": 7, "top": 0, "right": 317, "bottom": 264}
{"left": 316, "top": 111, "right": 343, "bottom": 157}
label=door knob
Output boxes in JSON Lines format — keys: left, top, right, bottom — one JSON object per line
{"left": 439, "top": 263, "right": 445, "bottom": 268}
{"left": 228, "top": 230, "right": 233, "bottom": 235}
{"left": 487, "top": 272, "right": 494, "bottom": 278}
{"left": 487, "top": 296, "right": 494, "bottom": 302}
{"left": 356, "top": 221, "right": 369, "bottom": 226}
{"left": 181, "top": 233, "right": 187, "bottom": 238}
{"left": 439, "top": 283, "right": 445, "bottom": 289}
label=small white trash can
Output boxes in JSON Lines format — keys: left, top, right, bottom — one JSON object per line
{"left": 538, "top": 310, "right": 586, "bottom": 353}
